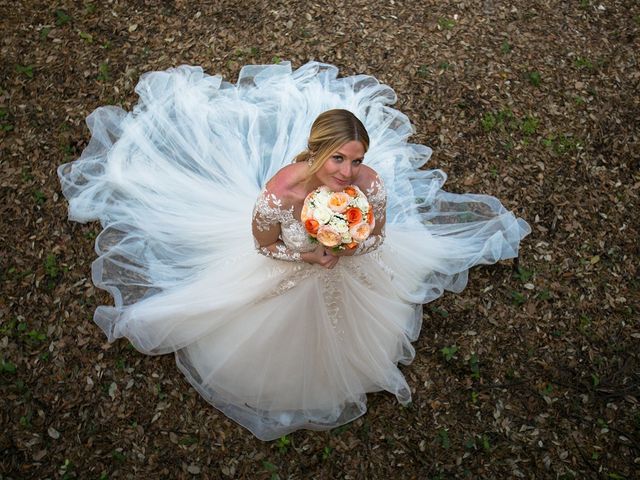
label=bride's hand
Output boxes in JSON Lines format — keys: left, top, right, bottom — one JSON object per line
{"left": 302, "top": 245, "right": 339, "bottom": 269}
{"left": 329, "top": 246, "right": 357, "bottom": 257}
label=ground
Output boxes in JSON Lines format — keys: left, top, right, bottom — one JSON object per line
{"left": 1, "top": 0, "right": 639, "bottom": 478}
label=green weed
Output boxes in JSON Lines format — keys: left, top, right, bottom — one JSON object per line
{"left": 437, "top": 429, "right": 451, "bottom": 448}
{"left": 112, "top": 450, "right": 125, "bottom": 463}
{"left": 527, "top": 71, "right": 541, "bottom": 87}
{"left": 481, "top": 434, "right": 491, "bottom": 452}
{"left": 26, "top": 330, "right": 46, "bottom": 343}
{"left": 574, "top": 56, "right": 593, "bottom": 70}
{"left": 321, "top": 445, "right": 332, "bottom": 460}
{"left": 579, "top": 315, "right": 591, "bottom": 334}
{"left": 179, "top": 436, "right": 198, "bottom": 446}
{"left": 79, "top": 31, "right": 93, "bottom": 43}
{"left": 469, "top": 353, "right": 480, "bottom": 379}
{"left": 543, "top": 134, "right": 581, "bottom": 155}
{"left": 511, "top": 291, "right": 526, "bottom": 306}
{"left": 0, "top": 319, "right": 17, "bottom": 336}
{"left": 275, "top": 435, "right": 291, "bottom": 454}
{"left": 514, "top": 266, "right": 534, "bottom": 282}
{"left": 262, "top": 461, "right": 280, "bottom": 480}
{"left": 98, "top": 63, "right": 110, "bottom": 82}
{"left": 44, "top": 253, "right": 58, "bottom": 279}
{"left": 21, "top": 167, "right": 34, "bottom": 182}
{"left": 34, "top": 190, "right": 46, "bottom": 204}
{"left": 520, "top": 116, "right": 539, "bottom": 135}
{"left": 441, "top": 345, "right": 458, "bottom": 361}
{"left": 438, "top": 18, "right": 455, "bottom": 30}
{"left": 59, "top": 459, "right": 75, "bottom": 480}
{"left": 536, "top": 289, "right": 551, "bottom": 301}
{"left": 430, "top": 306, "right": 449, "bottom": 318}
{"left": 16, "top": 65, "right": 34, "bottom": 78}
{"left": 1, "top": 360, "right": 17, "bottom": 374}
{"left": 55, "top": 9, "right": 71, "bottom": 26}
{"left": 481, "top": 112, "right": 497, "bottom": 132}
{"left": 19, "top": 414, "right": 31, "bottom": 426}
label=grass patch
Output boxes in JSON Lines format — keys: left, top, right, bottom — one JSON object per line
{"left": 97, "top": 63, "right": 110, "bottom": 82}
{"left": 16, "top": 65, "right": 34, "bottom": 79}
{"left": 527, "top": 71, "right": 541, "bottom": 87}
{"left": 574, "top": 56, "right": 593, "bottom": 70}
{"left": 438, "top": 18, "right": 455, "bottom": 30}
{"left": 520, "top": 116, "right": 539, "bottom": 135}
{"left": 542, "top": 134, "right": 581, "bottom": 155}
{"left": 55, "top": 9, "right": 72, "bottom": 26}
{"left": 441, "top": 345, "right": 458, "bottom": 361}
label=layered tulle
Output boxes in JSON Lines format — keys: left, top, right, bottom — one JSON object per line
{"left": 58, "top": 61, "right": 530, "bottom": 440}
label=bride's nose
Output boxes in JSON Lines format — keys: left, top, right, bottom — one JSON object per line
{"left": 340, "top": 161, "right": 353, "bottom": 178}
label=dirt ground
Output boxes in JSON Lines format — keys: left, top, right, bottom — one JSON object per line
{"left": 1, "top": 0, "right": 639, "bottom": 478}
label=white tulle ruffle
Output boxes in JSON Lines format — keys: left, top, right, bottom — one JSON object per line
{"left": 58, "top": 62, "right": 530, "bottom": 440}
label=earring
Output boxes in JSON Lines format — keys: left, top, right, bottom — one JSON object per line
{"left": 308, "top": 155, "right": 315, "bottom": 166}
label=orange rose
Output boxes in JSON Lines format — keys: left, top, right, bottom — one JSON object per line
{"left": 316, "top": 225, "right": 342, "bottom": 247}
{"left": 345, "top": 207, "right": 363, "bottom": 226}
{"left": 367, "top": 209, "right": 374, "bottom": 226}
{"left": 346, "top": 241, "right": 358, "bottom": 249}
{"left": 305, "top": 219, "right": 319, "bottom": 236}
{"left": 349, "top": 222, "right": 371, "bottom": 243}
{"left": 327, "top": 192, "right": 350, "bottom": 213}
{"left": 344, "top": 186, "right": 358, "bottom": 198}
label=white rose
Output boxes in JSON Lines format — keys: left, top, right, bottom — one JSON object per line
{"left": 313, "top": 206, "right": 332, "bottom": 224}
{"left": 330, "top": 217, "right": 349, "bottom": 233}
{"left": 315, "top": 189, "right": 330, "bottom": 204}
{"left": 341, "top": 232, "right": 352, "bottom": 243}
{"left": 354, "top": 196, "right": 369, "bottom": 212}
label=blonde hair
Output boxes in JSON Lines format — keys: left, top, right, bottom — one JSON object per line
{"left": 294, "top": 109, "right": 369, "bottom": 176}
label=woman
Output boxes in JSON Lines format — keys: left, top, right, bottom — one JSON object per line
{"left": 58, "top": 61, "right": 530, "bottom": 441}
{"left": 253, "top": 109, "right": 385, "bottom": 267}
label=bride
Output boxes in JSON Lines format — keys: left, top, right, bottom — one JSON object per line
{"left": 58, "top": 61, "right": 530, "bottom": 441}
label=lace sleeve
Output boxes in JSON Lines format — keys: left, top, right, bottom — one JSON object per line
{"left": 252, "top": 189, "right": 302, "bottom": 262}
{"left": 354, "top": 176, "right": 387, "bottom": 256}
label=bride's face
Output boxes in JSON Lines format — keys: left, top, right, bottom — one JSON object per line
{"left": 315, "top": 140, "right": 365, "bottom": 191}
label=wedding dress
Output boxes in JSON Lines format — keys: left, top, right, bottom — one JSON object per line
{"left": 58, "top": 61, "right": 530, "bottom": 441}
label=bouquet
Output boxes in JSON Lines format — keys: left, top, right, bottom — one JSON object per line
{"left": 301, "top": 185, "right": 374, "bottom": 250}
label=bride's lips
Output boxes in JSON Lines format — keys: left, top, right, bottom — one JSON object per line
{"left": 333, "top": 177, "right": 349, "bottom": 185}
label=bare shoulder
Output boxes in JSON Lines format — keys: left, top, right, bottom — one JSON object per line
{"left": 356, "top": 165, "right": 383, "bottom": 191}
{"left": 265, "top": 163, "right": 307, "bottom": 204}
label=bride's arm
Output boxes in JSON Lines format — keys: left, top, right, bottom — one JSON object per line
{"left": 252, "top": 189, "right": 338, "bottom": 267}
{"left": 338, "top": 175, "right": 386, "bottom": 256}
{"left": 252, "top": 189, "right": 302, "bottom": 262}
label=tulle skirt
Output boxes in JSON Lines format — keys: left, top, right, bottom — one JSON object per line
{"left": 58, "top": 61, "right": 530, "bottom": 440}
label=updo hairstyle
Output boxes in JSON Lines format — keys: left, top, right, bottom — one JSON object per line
{"left": 294, "top": 109, "right": 369, "bottom": 175}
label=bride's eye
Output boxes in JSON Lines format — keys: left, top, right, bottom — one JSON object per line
{"left": 332, "top": 155, "right": 343, "bottom": 162}
{"left": 353, "top": 159, "right": 363, "bottom": 165}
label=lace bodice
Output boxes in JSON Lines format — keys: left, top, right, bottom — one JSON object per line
{"left": 252, "top": 177, "right": 387, "bottom": 261}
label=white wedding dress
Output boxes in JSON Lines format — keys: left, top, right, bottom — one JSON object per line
{"left": 58, "top": 61, "right": 530, "bottom": 441}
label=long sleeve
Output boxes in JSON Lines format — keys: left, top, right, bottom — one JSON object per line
{"left": 252, "top": 189, "right": 302, "bottom": 262}
{"left": 353, "top": 176, "right": 386, "bottom": 256}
